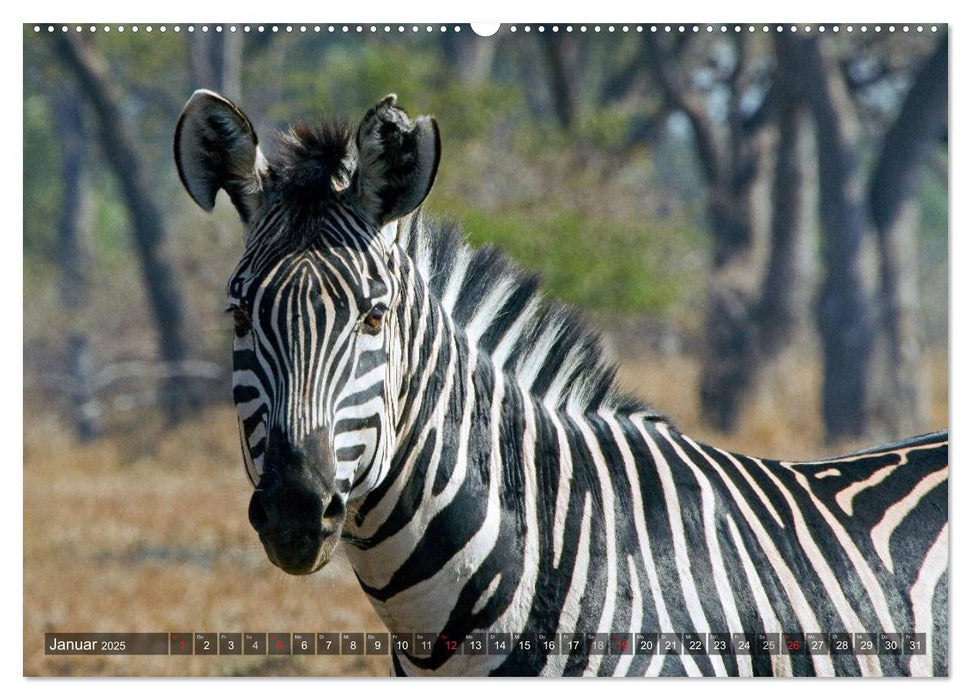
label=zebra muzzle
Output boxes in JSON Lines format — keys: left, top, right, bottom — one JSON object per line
{"left": 248, "top": 483, "right": 346, "bottom": 575}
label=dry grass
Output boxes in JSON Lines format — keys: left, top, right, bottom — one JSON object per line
{"left": 23, "top": 347, "right": 947, "bottom": 676}
{"left": 23, "top": 405, "right": 387, "bottom": 677}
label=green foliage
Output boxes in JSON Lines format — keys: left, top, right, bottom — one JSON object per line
{"left": 275, "top": 40, "right": 439, "bottom": 119}
{"left": 271, "top": 38, "right": 520, "bottom": 143}
{"left": 22, "top": 95, "right": 60, "bottom": 259}
{"left": 438, "top": 203, "right": 707, "bottom": 316}
{"left": 430, "top": 81, "right": 522, "bottom": 143}
{"left": 575, "top": 106, "right": 636, "bottom": 153}
{"left": 918, "top": 163, "right": 947, "bottom": 243}
{"left": 89, "top": 177, "right": 131, "bottom": 263}
{"left": 917, "top": 163, "right": 948, "bottom": 341}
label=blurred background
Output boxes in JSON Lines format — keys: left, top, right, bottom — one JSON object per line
{"left": 23, "top": 24, "right": 947, "bottom": 675}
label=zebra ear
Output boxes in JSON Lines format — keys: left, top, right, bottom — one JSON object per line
{"left": 174, "top": 89, "right": 267, "bottom": 224}
{"left": 352, "top": 94, "right": 441, "bottom": 229}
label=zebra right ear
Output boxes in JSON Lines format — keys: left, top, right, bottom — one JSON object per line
{"left": 174, "top": 89, "right": 267, "bottom": 224}
{"left": 352, "top": 94, "right": 440, "bottom": 229}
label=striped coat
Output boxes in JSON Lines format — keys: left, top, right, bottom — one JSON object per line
{"left": 175, "top": 90, "right": 948, "bottom": 676}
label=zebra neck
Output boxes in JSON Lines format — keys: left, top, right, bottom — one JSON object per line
{"left": 343, "top": 265, "right": 531, "bottom": 637}
{"left": 344, "top": 266, "right": 663, "bottom": 645}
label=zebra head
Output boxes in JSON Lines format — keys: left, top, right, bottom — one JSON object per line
{"left": 175, "top": 90, "right": 440, "bottom": 574}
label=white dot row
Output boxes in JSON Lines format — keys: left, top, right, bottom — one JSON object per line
{"left": 32, "top": 24, "right": 940, "bottom": 35}
{"left": 33, "top": 24, "right": 464, "bottom": 34}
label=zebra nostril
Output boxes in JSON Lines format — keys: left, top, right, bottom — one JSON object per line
{"left": 322, "top": 495, "right": 345, "bottom": 520}
{"left": 248, "top": 491, "right": 269, "bottom": 532}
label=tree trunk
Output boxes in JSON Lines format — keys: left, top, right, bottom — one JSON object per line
{"left": 868, "top": 34, "right": 948, "bottom": 436}
{"left": 785, "top": 34, "right": 875, "bottom": 444}
{"left": 441, "top": 30, "right": 497, "bottom": 85}
{"left": 642, "top": 34, "right": 777, "bottom": 432}
{"left": 188, "top": 30, "right": 221, "bottom": 91}
{"left": 698, "top": 283, "right": 758, "bottom": 432}
{"left": 756, "top": 37, "right": 812, "bottom": 355}
{"left": 52, "top": 87, "right": 101, "bottom": 441}
{"left": 697, "top": 176, "right": 761, "bottom": 432}
{"left": 540, "top": 33, "right": 579, "bottom": 130}
{"left": 189, "top": 30, "right": 241, "bottom": 97}
{"left": 53, "top": 33, "right": 199, "bottom": 422}
{"left": 221, "top": 30, "right": 243, "bottom": 100}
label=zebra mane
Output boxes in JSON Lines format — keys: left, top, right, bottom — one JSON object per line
{"left": 397, "top": 212, "right": 663, "bottom": 418}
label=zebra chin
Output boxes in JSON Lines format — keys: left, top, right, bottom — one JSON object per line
{"left": 247, "top": 481, "right": 348, "bottom": 576}
{"left": 258, "top": 528, "right": 341, "bottom": 576}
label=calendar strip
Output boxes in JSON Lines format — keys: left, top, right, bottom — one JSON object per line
{"left": 44, "top": 631, "right": 927, "bottom": 656}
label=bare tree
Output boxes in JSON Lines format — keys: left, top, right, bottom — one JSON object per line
{"left": 540, "top": 32, "right": 581, "bottom": 130}
{"left": 755, "top": 36, "right": 814, "bottom": 357}
{"left": 644, "top": 33, "right": 773, "bottom": 432}
{"left": 868, "top": 33, "right": 947, "bottom": 436}
{"left": 774, "top": 32, "right": 946, "bottom": 444}
{"left": 544, "top": 30, "right": 940, "bottom": 443}
{"left": 781, "top": 34, "right": 876, "bottom": 444}
{"left": 51, "top": 84, "right": 100, "bottom": 440}
{"left": 53, "top": 33, "right": 199, "bottom": 422}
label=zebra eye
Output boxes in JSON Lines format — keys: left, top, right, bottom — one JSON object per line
{"left": 228, "top": 305, "right": 252, "bottom": 337}
{"left": 361, "top": 304, "right": 386, "bottom": 335}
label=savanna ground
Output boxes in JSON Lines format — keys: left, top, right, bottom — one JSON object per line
{"left": 23, "top": 340, "right": 947, "bottom": 677}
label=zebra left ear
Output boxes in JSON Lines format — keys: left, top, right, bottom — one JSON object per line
{"left": 352, "top": 94, "right": 441, "bottom": 229}
{"left": 174, "top": 89, "right": 267, "bottom": 224}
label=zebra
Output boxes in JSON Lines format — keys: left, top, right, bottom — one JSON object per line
{"left": 174, "top": 90, "right": 949, "bottom": 677}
